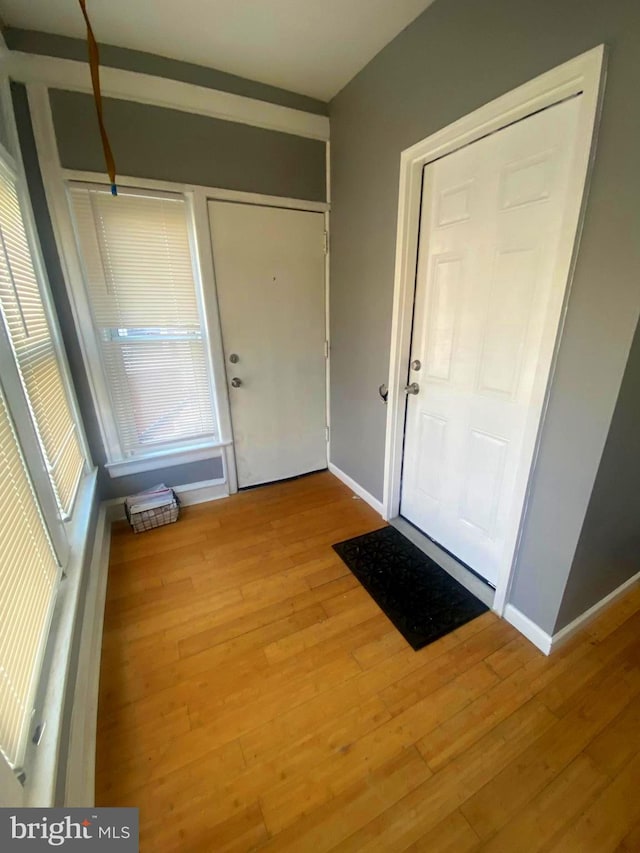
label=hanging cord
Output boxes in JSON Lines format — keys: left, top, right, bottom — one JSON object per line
{"left": 78, "top": 0, "right": 118, "bottom": 195}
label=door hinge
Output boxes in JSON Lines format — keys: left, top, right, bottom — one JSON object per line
{"left": 323, "top": 231, "right": 329, "bottom": 254}
{"left": 325, "top": 426, "right": 330, "bottom": 442}
{"left": 324, "top": 340, "right": 329, "bottom": 358}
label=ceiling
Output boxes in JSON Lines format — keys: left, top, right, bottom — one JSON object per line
{"left": 0, "top": 0, "right": 437, "bottom": 101}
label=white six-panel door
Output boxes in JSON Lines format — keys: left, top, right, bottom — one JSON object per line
{"left": 208, "top": 201, "right": 327, "bottom": 488}
{"left": 400, "top": 96, "right": 582, "bottom": 587}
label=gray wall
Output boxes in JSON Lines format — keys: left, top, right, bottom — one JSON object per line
{"left": 329, "top": 0, "right": 640, "bottom": 633}
{"left": 5, "top": 27, "right": 328, "bottom": 116}
{"left": 555, "top": 319, "right": 640, "bottom": 632}
{"left": 49, "top": 89, "right": 326, "bottom": 202}
{"left": 13, "top": 82, "right": 226, "bottom": 499}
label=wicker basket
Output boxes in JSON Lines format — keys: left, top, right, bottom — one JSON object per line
{"left": 125, "top": 489, "right": 180, "bottom": 533}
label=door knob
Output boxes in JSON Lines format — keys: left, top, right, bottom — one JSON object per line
{"left": 404, "top": 382, "right": 420, "bottom": 395}
{"left": 231, "top": 377, "right": 242, "bottom": 388}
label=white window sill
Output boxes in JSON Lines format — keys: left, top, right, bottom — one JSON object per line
{"left": 104, "top": 440, "right": 232, "bottom": 478}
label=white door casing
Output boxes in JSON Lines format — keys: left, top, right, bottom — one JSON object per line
{"left": 383, "top": 46, "right": 606, "bottom": 613}
{"left": 400, "top": 96, "right": 581, "bottom": 588}
{"left": 208, "top": 201, "right": 327, "bottom": 488}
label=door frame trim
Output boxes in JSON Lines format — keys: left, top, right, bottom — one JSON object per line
{"left": 382, "top": 45, "right": 607, "bottom": 615}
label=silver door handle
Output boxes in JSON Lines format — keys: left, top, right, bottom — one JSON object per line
{"left": 404, "top": 382, "right": 420, "bottom": 395}
{"left": 231, "top": 377, "right": 242, "bottom": 388}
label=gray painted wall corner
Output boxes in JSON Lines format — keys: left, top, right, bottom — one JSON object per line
{"left": 554, "top": 317, "right": 640, "bottom": 633}
{"left": 329, "top": 0, "right": 640, "bottom": 635}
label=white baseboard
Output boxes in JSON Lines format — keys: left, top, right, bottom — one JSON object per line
{"left": 64, "top": 503, "right": 111, "bottom": 806}
{"left": 328, "top": 462, "right": 384, "bottom": 516}
{"left": 505, "top": 569, "right": 640, "bottom": 656}
{"left": 105, "top": 477, "right": 229, "bottom": 521}
{"left": 550, "top": 569, "right": 640, "bottom": 651}
{"left": 504, "top": 604, "right": 553, "bottom": 655}
{"left": 173, "top": 478, "right": 228, "bottom": 506}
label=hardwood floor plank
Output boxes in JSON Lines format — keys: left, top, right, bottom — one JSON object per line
{"left": 179, "top": 602, "right": 328, "bottom": 662}
{"left": 351, "top": 629, "right": 409, "bottom": 670}
{"left": 416, "top": 624, "right": 607, "bottom": 772}
{"left": 461, "top": 658, "right": 640, "bottom": 839}
{"left": 144, "top": 801, "right": 268, "bottom": 853}
{"left": 614, "top": 818, "right": 640, "bottom": 852}
{"left": 478, "top": 753, "right": 609, "bottom": 853}
{"left": 404, "top": 810, "right": 480, "bottom": 853}
{"left": 187, "top": 649, "right": 362, "bottom": 733}
{"left": 264, "top": 595, "right": 381, "bottom": 664}
{"left": 584, "top": 692, "right": 640, "bottom": 776}
{"left": 327, "top": 698, "right": 557, "bottom": 853}
{"left": 95, "top": 472, "right": 640, "bottom": 852}
{"left": 535, "top": 611, "right": 640, "bottom": 716}
{"left": 484, "top": 635, "right": 541, "bottom": 679}
{"left": 546, "top": 752, "right": 640, "bottom": 852}
{"left": 140, "top": 694, "right": 393, "bottom": 839}
{"left": 239, "top": 644, "right": 390, "bottom": 767}
{"left": 352, "top": 612, "right": 498, "bottom": 704}
{"left": 379, "top": 620, "right": 510, "bottom": 716}
{"left": 254, "top": 748, "right": 431, "bottom": 853}
{"left": 260, "top": 661, "right": 496, "bottom": 835}
{"left": 177, "top": 574, "right": 358, "bottom": 659}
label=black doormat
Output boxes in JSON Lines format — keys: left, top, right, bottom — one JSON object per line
{"left": 332, "top": 526, "right": 489, "bottom": 651}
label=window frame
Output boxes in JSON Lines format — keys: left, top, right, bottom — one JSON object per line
{"left": 0, "top": 77, "right": 91, "bottom": 532}
{"left": 0, "top": 302, "right": 68, "bottom": 562}
{"left": 63, "top": 181, "right": 223, "bottom": 477}
{"left": 0, "top": 377, "right": 62, "bottom": 772}
{"left": 0, "top": 74, "right": 97, "bottom": 789}
{"left": 22, "top": 81, "right": 328, "bottom": 495}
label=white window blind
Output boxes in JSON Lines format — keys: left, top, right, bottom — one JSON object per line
{"left": 0, "top": 383, "right": 60, "bottom": 770}
{"left": 68, "top": 186, "right": 216, "bottom": 459}
{"left": 0, "top": 164, "right": 85, "bottom": 516}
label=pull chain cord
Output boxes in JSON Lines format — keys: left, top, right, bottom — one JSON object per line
{"left": 77, "top": 0, "right": 118, "bottom": 195}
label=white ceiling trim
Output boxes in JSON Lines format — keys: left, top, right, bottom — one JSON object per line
{"left": 8, "top": 51, "right": 330, "bottom": 141}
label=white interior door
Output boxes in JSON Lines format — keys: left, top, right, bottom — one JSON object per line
{"left": 208, "top": 201, "right": 327, "bottom": 488}
{"left": 400, "top": 96, "right": 582, "bottom": 587}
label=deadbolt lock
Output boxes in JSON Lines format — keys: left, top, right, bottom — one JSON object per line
{"left": 411, "top": 359, "right": 422, "bottom": 371}
{"left": 229, "top": 353, "right": 240, "bottom": 363}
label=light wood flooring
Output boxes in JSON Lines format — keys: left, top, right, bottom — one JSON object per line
{"left": 96, "top": 471, "right": 640, "bottom": 852}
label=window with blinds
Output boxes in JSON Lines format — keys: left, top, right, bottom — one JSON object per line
{"left": 0, "top": 382, "right": 60, "bottom": 770}
{"left": 68, "top": 186, "right": 216, "bottom": 460}
{"left": 0, "top": 162, "right": 85, "bottom": 516}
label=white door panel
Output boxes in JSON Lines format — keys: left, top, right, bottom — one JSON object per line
{"left": 208, "top": 202, "right": 327, "bottom": 488}
{"left": 401, "top": 96, "right": 582, "bottom": 586}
